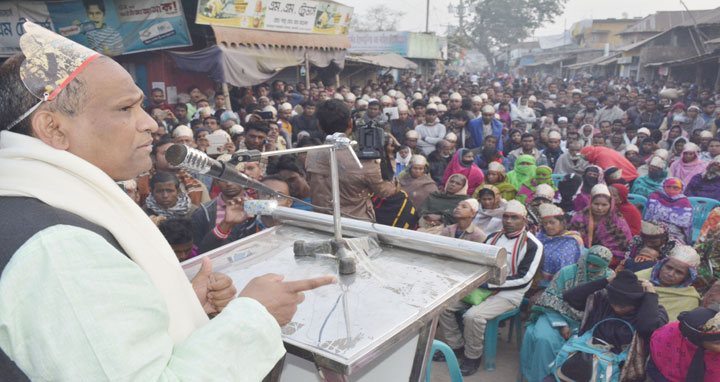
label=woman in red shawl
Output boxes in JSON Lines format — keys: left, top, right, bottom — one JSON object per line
{"left": 609, "top": 184, "right": 642, "bottom": 236}
{"left": 442, "top": 148, "right": 485, "bottom": 196}
{"left": 580, "top": 146, "right": 639, "bottom": 183}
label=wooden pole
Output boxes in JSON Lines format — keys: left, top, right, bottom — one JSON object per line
{"left": 305, "top": 52, "right": 311, "bottom": 89}
{"left": 222, "top": 83, "right": 232, "bottom": 111}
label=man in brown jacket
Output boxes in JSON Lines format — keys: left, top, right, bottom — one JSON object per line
{"left": 305, "top": 99, "right": 396, "bottom": 222}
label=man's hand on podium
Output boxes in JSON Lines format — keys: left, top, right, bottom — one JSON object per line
{"left": 239, "top": 274, "right": 338, "bottom": 326}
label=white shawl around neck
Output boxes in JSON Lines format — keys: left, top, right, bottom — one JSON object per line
{"left": 0, "top": 131, "right": 208, "bottom": 343}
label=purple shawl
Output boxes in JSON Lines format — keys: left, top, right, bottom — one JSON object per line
{"left": 569, "top": 199, "right": 632, "bottom": 259}
{"left": 644, "top": 189, "right": 693, "bottom": 244}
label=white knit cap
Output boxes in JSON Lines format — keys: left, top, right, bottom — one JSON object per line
{"left": 387, "top": 89, "right": 397, "bottom": 97}
{"left": 700, "top": 130, "right": 713, "bottom": 138}
{"left": 413, "top": 92, "right": 423, "bottom": 100}
{"left": 406, "top": 130, "right": 420, "bottom": 138}
{"left": 445, "top": 132, "right": 458, "bottom": 141}
{"left": 548, "top": 131, "right": 562, "bottom": 140}
{"left": 430, "top": 96, "right": 442, "bottom": 104}
{"left": 426, "top": 103, "right": 438, "bottom": 111}
{"left": 333, "top": 92, "right": 344, "bottom": 100}
{"left": 173, "top": 124, "right": 193, "bottom": 138}
{"left": 654, "top": 149, "right": 670, "bottom": 160}
{"left": 437, "top": 104, "right": 448, "bottom": 112}
{"left": 479, "top": 93, "right": 488, "bottom": 100}
{"left": 210, "top": 129, "right": 231, "bottom": 142}
{"left": 558, "top": 116, "right": 568, "bottom": 123}
{"left": 591, "top": 184, "right": 611, "bottom": 198}
{"left": 534, "top": 184, "right": 555, "bottom": 200}
{"left": 380, "top": 95, "right": 392, "bottom": 103}
{"left": 410, "top": 155, "right": 427, "bottom": 166}
{"left": 649, "top": 156, "right": 667, "bottom": 169}
{"left": 625, "top": 144, "right": 639, "bottom": 153}
{"left": 471, "top": 96, "right": 483, "bottom": 103}
{"left": 279, "top": 102, "right": 292, "bottom": 111}
{"left": 357, "top": 99, "right": 368, "bottom": 108}
{"left": 504, "top": 200, "right": 528, "bottom": 217}
{"left": 229, "top": 124, "right": 244, "bottom": 136}
{"left": 488, "top": 161, "right": 505, "bottom": 173}
{"left": 481, "top": 105, "right": 495, "bottom": 113}
{"left": 461, "top": 198, "right": 480, "bottom": 213}
{"left": 638, "top": 127, "right": 651, "bottom": 136}
{"left": 396, "top": 98, "right": 408, "bottom": 106}
{"left": 528, "top": 95, "right": 537, "bottom": 102}
{"left": 669, "top": 245, "right": 701, "bottom": 268}
{"left": 263, "top": 105, "right": 277, "bottom": 115}
{"left": 450, "top": 92, "right": 462, "bottom": 101}
{"left": 395, "top": 91, "right": 405, "bottom": 99}
{"left": 684, "top": 142, "right": 700, "bottom": 152}
{"left": 538, "top": 203, "right": 564, "bottom": 218}
{"left": 344, "top": 93, "right": 356, "bottom": 102}
{"left": 398, "top": 104, "right": 409, "bottom": 112}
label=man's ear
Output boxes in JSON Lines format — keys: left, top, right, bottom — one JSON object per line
{"left": 30, "top": 110, "right": 69, "bottom": 150}
{"left": 344, "top": 118, "right": 352, "bottom": 136}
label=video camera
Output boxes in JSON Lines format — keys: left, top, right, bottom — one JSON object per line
{"left": 354, "top": 118, "right": 384, "bottom": 160}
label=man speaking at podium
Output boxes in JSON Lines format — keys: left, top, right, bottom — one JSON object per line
{"left": 0, "top": 22, "right": 334, "bottom": 381}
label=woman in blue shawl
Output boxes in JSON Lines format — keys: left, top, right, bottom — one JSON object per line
{"left": 520, "top": 246, "right": 615, "bottom": 382}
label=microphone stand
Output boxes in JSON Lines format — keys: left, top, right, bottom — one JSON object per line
{"left": 232, "top": 133, "right": 363, "bottom": 274}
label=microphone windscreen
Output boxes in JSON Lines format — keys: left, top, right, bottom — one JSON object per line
{"left": 165, "top": 144, "right": 188, "bottom": 166}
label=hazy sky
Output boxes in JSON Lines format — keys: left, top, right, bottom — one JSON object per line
{"left": 342, "top": 0, "right": 720, "bottom": 38}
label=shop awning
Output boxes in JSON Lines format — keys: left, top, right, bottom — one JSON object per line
{"left": 169, "top": 45, "right": 346, "bottom": 87}
{"left": 212, "top": 26, "right": 350, "bottom": 50}
{"left": 644, "top": 51, "right": 719, "bottom": 68}
{"left": 345, "top": 53, "right": 418, "bottom": 70}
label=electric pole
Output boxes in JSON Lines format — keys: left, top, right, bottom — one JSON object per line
{"left": 426, "top": 0, "right": 430, "bottom": 32}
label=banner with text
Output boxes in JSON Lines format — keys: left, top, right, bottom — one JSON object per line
{"left": 195, "top": 0, "right": 352, "bottom": 35}
{"left": 0, "top": 0, "right": 191, "bottom": 57}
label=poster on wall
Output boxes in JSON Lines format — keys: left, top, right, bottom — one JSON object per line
{"left": 195, "top": 0, "right": 352, "bottom": 35}
{"left": 0, "top": 0, "right": 192, "bottom": 57}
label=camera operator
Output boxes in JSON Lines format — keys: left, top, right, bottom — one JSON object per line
{"left": 305, "top": 99, "right": 397, "bottom": 222}
{"left": 362, "top": 100, "right": 389, "bottom": 131}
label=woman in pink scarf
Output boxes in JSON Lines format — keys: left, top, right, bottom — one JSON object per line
{"left": 670, "top": 142, "right": 707, "bottom": 188}
{"left": 649, "top": 307, "right": 720, "bottom": 382}
{"left": 442, "top": 148, "right": 484, "bottom": 196}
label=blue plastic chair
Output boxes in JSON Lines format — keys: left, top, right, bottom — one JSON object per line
{"left": 551, "top": 174, "right": 564, "bottom": 188}
{"left": 627, "top": 193, "right": 648, "bottom": 213}
{"left": 426, "top": 340, "right": 463, "bottom": 382}
{"left": 689, "top": 197, "right": 720, "bottom": 243}
{"left": 484, "top": 307, "right": 523, "bottom": 371}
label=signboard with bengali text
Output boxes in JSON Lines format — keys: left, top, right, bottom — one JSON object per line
{"left": 195, "top": 0, "right": 352, "bottom": 35}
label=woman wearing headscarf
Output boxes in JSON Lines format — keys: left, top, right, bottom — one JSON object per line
{"left": 395, "top": 145, "right": 412, "bottom": 176}
{"left": 442, "top": 148, "right": 485, "bottom": 196}
{"left": 648, "top": 307, "right": 720, "bottom": 382}
{"left": 659, "top": 124, "right": 688, "bottom": 151}
{"left": 694, "top": 221, "right": 720, "bottom": 295}
{"left": 609, "top": 184, "right": 642, "bottom": 236}
{"left": 506, "top": 154, "right": 536, "bottom": 191}
{"left": 520, "top": 246, "right": 615, "bottom": 382}
{"left": 472, "top": 185, "right": 506, "bottom": 235}
{"left": 504, "top": 128, "right": 523, "bottom": 154}
{"left": 581, "top": 145, "right": 639, "bottom": 183}
{"left": 635, "top": 246, "right": 701, "bottom": 323}
{"left": 670, "top": 142, "right": 707, "bottom": 187}
{"left": 562, "top": 270, "right": 668, "bottom": 376}
{"left": 668, "top": 136, "right": 688, "bottom": 166}
{"left": 619, "top": 220, "right": 682, "bottom": 273}
{"left": 516, "top": 165, "right": 557, "bottom": 204}
{"left": 569, "top": 184, "right": 633, "bottom": 267}
{"left": 573, "top": 165, "right": 603, "bottom": 213}
{"left": 398, "top": 155, "right": 438, "bottom": 209}
{"left": 473, "top": 161, "right": 517, "bottom": 202}
{"left": 535, "top": 203, "right": 584, "bottom": 287}
{"left": 441, "top": 198, "right": 487, "bottom": 243}
{"left": 631, "top": 156, "right": 668, "bottom": 198}
{"left": 510, "top": 97, "right": 536, "bottom": 128}
{"left": 644, "top": 177, "right": 694, "bottom": 244}
{"left": 685, "top": 156, "right": 720, "bottom": 200}
{"left": 419, "top": 173, "right": 469, "bottom": 227}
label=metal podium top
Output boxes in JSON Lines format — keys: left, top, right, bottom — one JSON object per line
{"left": 182, "top": 222, "right": 502, "bottom": 375}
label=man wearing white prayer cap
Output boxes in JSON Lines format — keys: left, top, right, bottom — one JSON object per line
{"left": 471, "top": 96, "right": 483, "bottom": 118}
{"left": 0, "top": 21, "right": 335, "bottom": 380}
{"left": 172, "top": 124, "right": 194, "bottom": 147}
{"left": 467, "top": 104, "right": 504, "bottom": 152}
{"left": 437, "top": 198, "right": 542, "bottom": 376}
{"left": 449, "top": 92, "right": 463, "bottom": 113}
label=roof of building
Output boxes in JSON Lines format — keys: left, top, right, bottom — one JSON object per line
{"left": 618, "top": 10, "right": 710, "bottom": 35}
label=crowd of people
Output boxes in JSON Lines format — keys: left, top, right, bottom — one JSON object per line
{"left": 131, "top": 71, "right": 720, "bottom": 380}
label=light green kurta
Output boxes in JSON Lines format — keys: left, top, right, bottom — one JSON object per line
{"left": 0, "top": 225, "right": 285, "bottom": 381}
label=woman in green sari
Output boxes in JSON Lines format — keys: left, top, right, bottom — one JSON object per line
{"left": 520, "top": 245, "right": 615, "bottom": 382}
{"left": 506, "top": 154, "right": 536, "bottom": 191}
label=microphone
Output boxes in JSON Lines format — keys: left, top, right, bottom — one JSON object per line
{"left": 165, "top": 144, "right": 277, "bottom": 195}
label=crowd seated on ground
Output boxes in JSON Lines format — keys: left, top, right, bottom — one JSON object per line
{"left": 117, "top": 72, "right": 720, "bottom": 379}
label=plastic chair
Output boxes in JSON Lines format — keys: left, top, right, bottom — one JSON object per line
{"left": 426, "top": 340, "right": 463, "bottom": 382}
{"left": 551, "top": 174, "right": 564, "bottom": 188}
{"left": 484, "top": 306, "right": 523, "bottom": 371}
{"left": 689, "top": 197, "right": 720, "bottom": 243}
{"left": 627, "top": 193, "right": 648, "bottom": 213}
